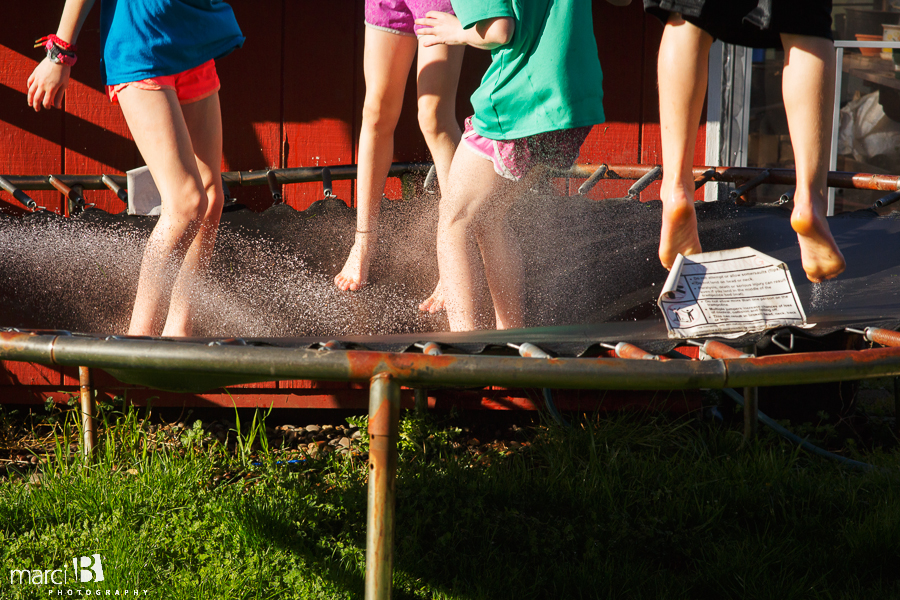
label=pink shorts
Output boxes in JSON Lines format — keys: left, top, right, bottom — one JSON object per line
{"left": 365, "top": 0, "right": 454, "bottom": 36}
{"left": 107, "top": 60, "right": 220, "bottom": 105}
{"left": 462, "top": 116, "right": 592, "bottom": 182}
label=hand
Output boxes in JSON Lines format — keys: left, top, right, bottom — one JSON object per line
{"left": 415, "top": 11, "right": 467, "bottom": 47}
{"left": 27, "top": 58, "right": 71, "bottom": 112}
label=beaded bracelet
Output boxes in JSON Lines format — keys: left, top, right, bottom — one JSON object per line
{"left": 34, "top": 35, "right": 78, "bottom": 67}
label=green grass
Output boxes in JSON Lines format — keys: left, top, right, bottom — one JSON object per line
{"left": 2, "top": 399, "right": 900, "bottom": 599}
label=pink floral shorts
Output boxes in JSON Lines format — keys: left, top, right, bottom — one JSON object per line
{"left": 461, "top": 116, "right": 592, "bottom": 182}
{"left": 365, "top": 0, "right": 454, "bottom": 36}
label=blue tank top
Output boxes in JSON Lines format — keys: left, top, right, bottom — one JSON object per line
{"left": 100, "top": 0, "right": 245, "bottom": 85}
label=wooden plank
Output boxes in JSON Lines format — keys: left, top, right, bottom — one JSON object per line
{"left": 578, "top": 2, "right": 646, "bottom": 200}
{"left": 639, "top": 10, "right": 664, "bottom": 202}
{"left": 282, "top": 1, "right": 358, "bottom": 211}
{"left": 0, "top": 384, "right": 702, "bottom": 413}
{"left": 0, "top": 4, "right": 65, "bottom": 214}
{"left": 638, "top": 10, "right": 706, "bottom": 201}
{"left": 218, "top": 0, "right": 286, "bottom": 212}
{"left": 62, "top": 9, "right": 138, "bottom": 214}
{"left": 0, "top": 362, "right": 62, "bottom": 386}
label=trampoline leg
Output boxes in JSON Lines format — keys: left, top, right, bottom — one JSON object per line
{"left": 79, "top": 367, "right": 96, "bottom": 457}
{"left": 894, "top": 377, "right": 900, "bottom": 438}
{"left": 743, "top": 385, "right": 758, "bottom": 440}
{"left": 743, "top": 345, "right": 758, "bottom": 440}
{"left": 414, "top": 388, "right": 428, "bottom": 414}
{"left": 365, "top": 373, "right": 401, "bottom": 600}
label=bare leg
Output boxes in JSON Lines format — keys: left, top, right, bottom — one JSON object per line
{"left": 781, "top": 33, "right": 845, "bottom": 282}
{"left": 438, "top": 146, "right": 520, "bottom": 331}
{"left": 414, "top": 39, "right": 465, "bottom": 313}
{"left": 335, "top": 28, "right": 417, "bottom": 291}
{"left": 118, "top": 86, "right": 212, "bottom": 336}
{"left": 161, "top": 93, "right": 225, "bottom": 336}
{"left": 657, "top": 14, "right": 711, "bottom": 269}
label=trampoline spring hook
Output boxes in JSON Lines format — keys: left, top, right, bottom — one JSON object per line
{"left": 728, "top": 169, "right": 770, "bottom": 203}
{"left": 626, "top": 165, "right": 662, "bottom": 201}
{"left": 770, "top": 332, "right": 794, "bottom": 353}
{"left": 322, "top": 167, "right": 336, "bottom": 199}
{"left": 777, "top": 188, "right": 795, "bottom": 206}
{"left": 423, "top": 165, "right": 438, "bottom": 195}
{"left": 578, "top": 164, "right": 608, "bottom": 196}
{"left": 266, "top": 170, "right": 283, "bottom": 205}
{"left": 0, "top": 174, "right": 37, "bottom": 211}
{"left": 873, "top": 189, "right": 900, "bottom": 209}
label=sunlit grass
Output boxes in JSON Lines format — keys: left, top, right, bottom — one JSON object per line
{"left": 1, "top": 397, "right": 900, "bottom": 599}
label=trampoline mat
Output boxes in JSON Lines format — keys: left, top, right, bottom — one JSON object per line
{"left": 1, "top": 192, "right": 899, "bottom": 358}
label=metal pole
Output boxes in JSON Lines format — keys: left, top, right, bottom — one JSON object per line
{"left": 7, "top": 163, "right": 900, "bottom": 193}
{"left": 413, "top": 389, "right": 428, "bottom": 414}
{"left": 365, "top": 373, "right": 400, "bottom": 600}
{"left": 894, "top": 376, "right": 900, "bottom": 439}
{"left": 79, "top": 366, "right": 96, "bottom": 456}
{"left": 743, "top": 384, "right": 759, "bottom": 440}
{"left": 743, "top": 344, "right": 758, "bottom": 440}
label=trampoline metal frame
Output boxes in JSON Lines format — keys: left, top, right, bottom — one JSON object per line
{"left": 2, "top": 329, "right": 900, "bottom": 599}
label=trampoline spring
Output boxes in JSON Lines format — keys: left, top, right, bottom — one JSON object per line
{"left": 222, "top": 180, "right": 236, "bottom": 205}
{"left": 322, "top": 167, "right": 336, "bottom": 199}
{"left": 49, "top": 176, "right": 86, "bottom": 216}
{"left": 101, "top": 174, "right": 128, "bottom": 204}
{"left": 873, "top": 189, "right": 900, "bottom": 209}
{"left": 0, "top": 174, "right": 37, "bottom": 211}
{"left": 614, "top": 341, "right": 664, "bottom": 361}
{"left": 688, "top": 339, "right": 755, "bottom": 360}
{"left": 626, "top": 165, "right": 662, "bottom": 200}
{"left": 693, "top": 169, "right": 717, "bottom": 191}
{"left": 851, "top": 327, "right": 900, "bottom": 348}
{"left": 207, "top": 338, "right": 248, "bottom": 347}
{"left": 414, "top": 341, "right": 443, "bottom": 356}
{"left": 577, "top": 164, "right": 609, "bottom": 195}
{"left": 777, "top": 189, "right": 795, "bottom": 205}
{"left": 316, "top": 340, "right": 344, "bottom": 352}
{"left": 728, "top": 169, "right": 770, "bottom": 203}
{"left": 266, "top": 170, "right": 283, "bottom": 205}
{"left": 508, "top": 342, "right": 551, "bottom": 359}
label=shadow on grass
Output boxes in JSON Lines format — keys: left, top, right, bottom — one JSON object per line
{"left": 232, "top": 414, "right": 900, "bottom": 600}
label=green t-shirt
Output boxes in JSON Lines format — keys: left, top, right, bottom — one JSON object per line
{"left": 451, "top": 0, "right": 605, "bottom": 140}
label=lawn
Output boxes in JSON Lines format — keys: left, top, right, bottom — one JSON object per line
{"left": 2, "top": 390, "right": 900, "bottom": 599}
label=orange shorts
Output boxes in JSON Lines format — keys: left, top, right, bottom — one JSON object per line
{"left": 106, "top": 60, "right": 220, "bottom": 104}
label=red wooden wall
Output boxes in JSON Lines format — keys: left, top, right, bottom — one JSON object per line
{"left": 0, "top": 1, "right": 706, "bottom": 409}
{"left": 0, "top": 1, "right": 704, "bottom": 214}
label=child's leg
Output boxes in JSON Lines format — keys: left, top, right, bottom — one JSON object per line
{"left": 414, "top": 38, "right": 465, "bottom": 313}
{"left": 780, "top": 33, "right": 845, "bottom": 282}
{"left": 438, "top": 146, "right": 519, "bottom": 331}
{"left": 335, "top": 27, "right": 418, "bottom": 291}
{"left": 160, "top": 92, "right": 225, "bottom": 337}
{"left": 657, "top": 13, "right": 712, "bottom": 269}
{"left": 117, "top": 86, "right": 212, "bottom": 336}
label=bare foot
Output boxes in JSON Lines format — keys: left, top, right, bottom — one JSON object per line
{"left": 659, "top": 185, "right": 702, "bottom": 270}
{"left": 418, "top": 280, "right": 444, "bottom": 313}
{"left": 790, "top": 202, "right": 845, "bottom": 283}
{"left": 334, "top": 231, "right": 376, "bottom": 291}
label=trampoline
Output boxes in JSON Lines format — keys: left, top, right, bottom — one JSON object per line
{"left": 4, "top": 162, "right": 900, "bottom": 599}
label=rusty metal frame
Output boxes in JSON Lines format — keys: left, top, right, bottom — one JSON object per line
{"left": 2, "top": 329, "right": 900, "bottom": 598}
{"left": 5, "top": 163, "right": 900, "bottom": 196}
